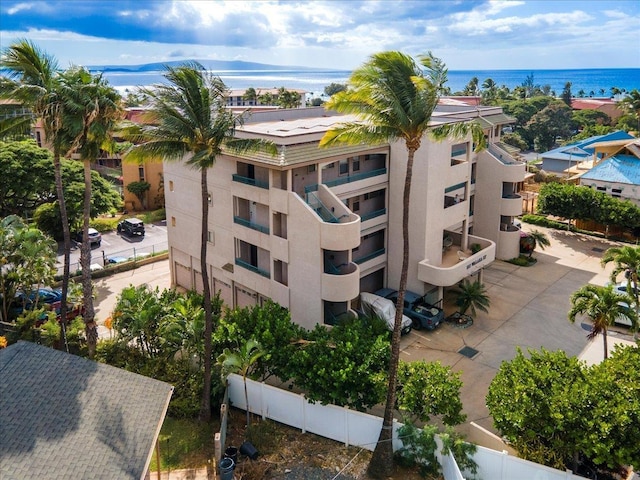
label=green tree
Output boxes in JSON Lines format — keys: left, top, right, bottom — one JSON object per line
{"left": 561, "top": 82, "right": 572, "bottom": 106}
{"left": 487, "top": 348, "right": 588, "bottom": 469}
{"left": 323, "top": 82, "right": 347, "bottom": 97}
{"left": 526, "top": 229, "right": 550, "bottom": 258}
{"left": 453, "top": 280, "right": 490, "bottom": 318}
{"left": 287, "top": 314, "right": 390, "bottom": 410}
{"left": 396, "top": 360, "right": 465, "bottom": 426}
{"left": 159, "top": 293, "right": 206, "bottom": 366}
{"left": 126, "top": 180, "right": 151, "bottom": 209}
{"left": 217, "top": 338, "right": 266, "bottom": 427}
{"left": 527, "top": 102, "right": 573, "bottom": 151}
{"left": 257, "top": 91, "right": 274, "bottom": 105}
{"left": 1, "top": 40, "right": 75, "bottom": 340}
{"left": 481, "top": 78, "right": 498, "bottom": 104}
{"left": 0, "top": 216, "right": 56, "bottom": 323}
{"left": 0, "top": 140, "right": 56, "bottom": 217}
{"left": 276, "top": 87, "right": 301, "bottom": 108}
{"left": 242, "top": 87, "right": 257, "bottom": 105}
{"left": 584, "top": 345, "right": 640, "bottom": 470}
{"left": 571, "top": 109, "right": 611, "bottom": 130}
{"left": 620, "top": 88, "right": 640, "bottom": 132}
{"left": 568, "top": 284, "right": 636, "bottom": 359}
{"left": 126, "top": 62, "right": 276, "bottom": 422}
{"left": 601, "top": 245, "right": 640, "bottom": 337}
{"left": 320, "top": 50, "right": 485, "bottom": 477}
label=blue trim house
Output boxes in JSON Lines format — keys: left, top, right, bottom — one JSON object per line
{"left": 540, "top": 131, "right": 634, "bottom": 175}
{"left": 578, "top": 138, "right": 640, "bottom": 206}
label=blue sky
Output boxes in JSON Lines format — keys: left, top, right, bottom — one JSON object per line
{"left": 1, "top": 0, "right": 639, "bottom": 70}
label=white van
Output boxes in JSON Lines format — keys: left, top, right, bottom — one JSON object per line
{"left": 360, "top": 292, "right": 412, "bottom": 335}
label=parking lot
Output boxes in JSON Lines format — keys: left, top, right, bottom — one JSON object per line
{"left": 397, "top": 226, "right": 635, "bottom": 445}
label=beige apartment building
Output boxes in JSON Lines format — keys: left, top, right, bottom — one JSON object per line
{"left": 164, "top": 105, "right": 524, "bottom": 329}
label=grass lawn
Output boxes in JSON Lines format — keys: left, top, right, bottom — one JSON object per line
{"left": 150, "top": 417, "right": 217, "bottom": 471}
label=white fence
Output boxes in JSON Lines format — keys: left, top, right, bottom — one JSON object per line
{"left": 227, "top": 374, "right": 586, "bottom": 480}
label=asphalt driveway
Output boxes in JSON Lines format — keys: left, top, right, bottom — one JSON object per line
{"left": 398, "top": 225, "right": 636, "bottom": 446}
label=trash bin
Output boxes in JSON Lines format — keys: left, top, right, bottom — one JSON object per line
{"left": 219, "top": 457, "right": 235, "bottom": 480}
{"left": 240, "top": 440, "right": 259, "bottom": 460}
{"left": 224, "top": 446, "right": 238, "bottom": 465}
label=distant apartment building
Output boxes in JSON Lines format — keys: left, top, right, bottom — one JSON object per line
{"left": 226, "top": 88, "right": 306, "bottom": 108}
{"left": 164, "top": 105, "right": 524, "bottom": 329}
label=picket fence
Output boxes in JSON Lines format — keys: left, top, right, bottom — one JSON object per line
{"left": 226, "top": 374, "right": 586, "bottom": 480}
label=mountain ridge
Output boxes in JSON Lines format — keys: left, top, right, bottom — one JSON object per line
{"left": 88, "top": 59, "right": 329, "bottom": 73}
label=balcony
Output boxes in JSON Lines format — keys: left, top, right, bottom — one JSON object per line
{"left": 235, "top": 258, "right": 270, "bottom": 278}
{"left": 233, "top": 216, "right": 270, "bottom": 234}
{"left": 500, "top": 193, "right": 522, "bottom": 217}
{"left": 354, "top": 248, "right": 385, "bottom": 265}
{"left": 232, "top": 174, "right": 268, "bottom": 189}
{"left": 321, "top": 262, "right": 360, "bottom": 302}
{"left": 418, "top": 235, "right": 496, "bottom": 286}
{"left": 304, "top": 185, "right": 360, "bottom": 251}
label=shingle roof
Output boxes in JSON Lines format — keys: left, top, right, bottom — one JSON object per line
{"left": 580, "top": 155, "right": 640, "bottom": 185}
{"left": 0, "top": 341, "right": 173, "bottom": 480}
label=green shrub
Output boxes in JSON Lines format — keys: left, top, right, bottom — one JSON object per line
{"left": 142, "top": 208, "right": 166, "bottom": 224}
{"left": 507, "top": 256, "right": 533, "bottom": 267}
{"left": 90, "top": 217, "right": 120, "bottom": 232}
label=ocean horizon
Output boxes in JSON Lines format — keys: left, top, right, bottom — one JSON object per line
{"left": 103, "top": 67, "right": 639, "bottom": 99}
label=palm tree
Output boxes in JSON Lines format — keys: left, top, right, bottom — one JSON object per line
{"left": 601, "top": 245, "right": 640, "bottom": 337}
{"left": 526, "top": 229, "right": 551, "bottom": 259}
{"left": 568, "top": 284, "right": 636, "bottom": 359}
{"left": 242, "top": 87, "right": 257, "bottom": 106}
{"left": 453, "top": 280, "right": 491, "bottom": 318}
{"left": 319, "top": 50, "right": 486, "bottom": 477}
{"left": 126, "top": 62, "right": 276, "bottom": 422}
{"left": 217, "top": 338, "right": 266, "bottom": 428}
{"left": 60, "top": 66, "right": 122, "bottom": 358}
{"left": 1, "top": 40, "right": 75, "bottom": 350}
{"left": 620, "top": 89, "right": 640, "bottom": 132}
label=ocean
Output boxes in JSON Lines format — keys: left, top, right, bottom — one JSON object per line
{"left": 103, "top": 68, "right": 639, "bottom": 99}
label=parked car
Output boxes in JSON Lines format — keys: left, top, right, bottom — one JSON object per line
{"left": 117, "top": 218, "right": 145, "bottom": 237}
{"left": 376, "top": 288, "right": 444, "bottom": 330}
{"left": 359, "top": 292, "right": 412, "bottom": 335}
{"left": 106, "top": 256, "right": 128, "bottom": 265}
{"left": 5, "top": 288, "right": 63, "bottom": 320}
{"left": 73, "top": 227, "right": 102, "bottom": 246}
{"left": 607, "top": 281, "right": 638, "bottom": 327}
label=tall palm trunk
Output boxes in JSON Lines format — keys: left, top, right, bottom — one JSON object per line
{"left": 81, "top": 156, "right": 98, "bottom": 357}
{"left": 602, "top": 327, "right": 608, "bottom": 360}
{"left": 368, "top": 147, "right": 416, "bottom": 477}
{"left": 53, "top": 147, "right": 71, "bottom": 352}
{"left": 199, "top": 166, "right": 213, "bottom": 422}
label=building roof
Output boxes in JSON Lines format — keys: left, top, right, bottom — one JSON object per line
{"left": 570, "top": 98, "right": 617, "bottom": 110}
{"left": 540, "top": 130, "right": 635, "bottom": 161}
{"left": 580, "top": 154, "right": 640, "bottom": 185}
{"left": 0, "top": 341, "right": 173, "bottom": 480}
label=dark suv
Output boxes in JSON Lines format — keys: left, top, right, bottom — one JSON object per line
{"left": 376, "top": 288, "right": 444, "bottom": 330}
{"left": 117, "top": 218, "right": 145, "bottom": 237}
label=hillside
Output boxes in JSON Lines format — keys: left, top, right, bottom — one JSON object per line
{"left": 88, "top": 59, "right": 320, "bottom": 73}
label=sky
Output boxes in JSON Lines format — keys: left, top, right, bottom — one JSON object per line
{"left": 1, "top": 0, "right": 639, "bottom": 71}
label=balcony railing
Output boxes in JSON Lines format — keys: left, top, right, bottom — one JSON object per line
{"left": 323, "top": 168, "right": 387, "bottom": 188}
{"left": 232, "top": 174, "right": 268, "bottom": 189}
{"left": 354, "top": 248, "right": 385, "bottom": 264}
{"left": 359, "top": 208, "right": 386, "bottom": 222}
{"left": 234, "top": 216, "right": 270, "bottom": 234}
{"left": 235, "top": 258, "right": 270, "bottom": 278}
{"left": 307, "top": 192, "right": 349, "bottom": 223}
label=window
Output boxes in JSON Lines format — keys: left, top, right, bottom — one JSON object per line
{"left": 169, "top": 180, "right": 174, "bottom": 191}
{"left": 208, "top": 193, "right": 212, "bottom": 205}
{"left": 339, "top": 160, "right": 349, "bottom": 175}
{"left": 352, "top": 160, "right": 360, "bottom": 172}
{"left": 307, "top": 164, "right": 317, "bottom": 173}
{"left": 597, "top": 186, "right": 606, "bottom": 191}
{"left": 208, "top": 231, "right": 214, "bottom": 244}
{"left": 171, "top": 216, "right": 176, "bottom": 227}
{"left": 138, "top": 166, "right": 145, "bottom": 181}
{"left": 352, "top": 201, "right": 360, "bottom": 212}
{"left": 612, "top": 188, "right": 622, "bottom": 194}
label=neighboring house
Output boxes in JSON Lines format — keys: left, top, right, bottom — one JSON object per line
{"left": 540, "top": 130, "right": 635, "bottom": 175}
{"left": 571, "top": 98, "right": 624, "bottom": 123}
{"left": 0, "top": 341, "right": 173, "bottom": 480}
{"left": 226, "top": 88, "right": 306, "bottom": 108}
{"left": 579, "top": 138, "right": 640, "bottom": 206}
{"left": 164, "top": 105, "right": 524, "bottom": 329}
